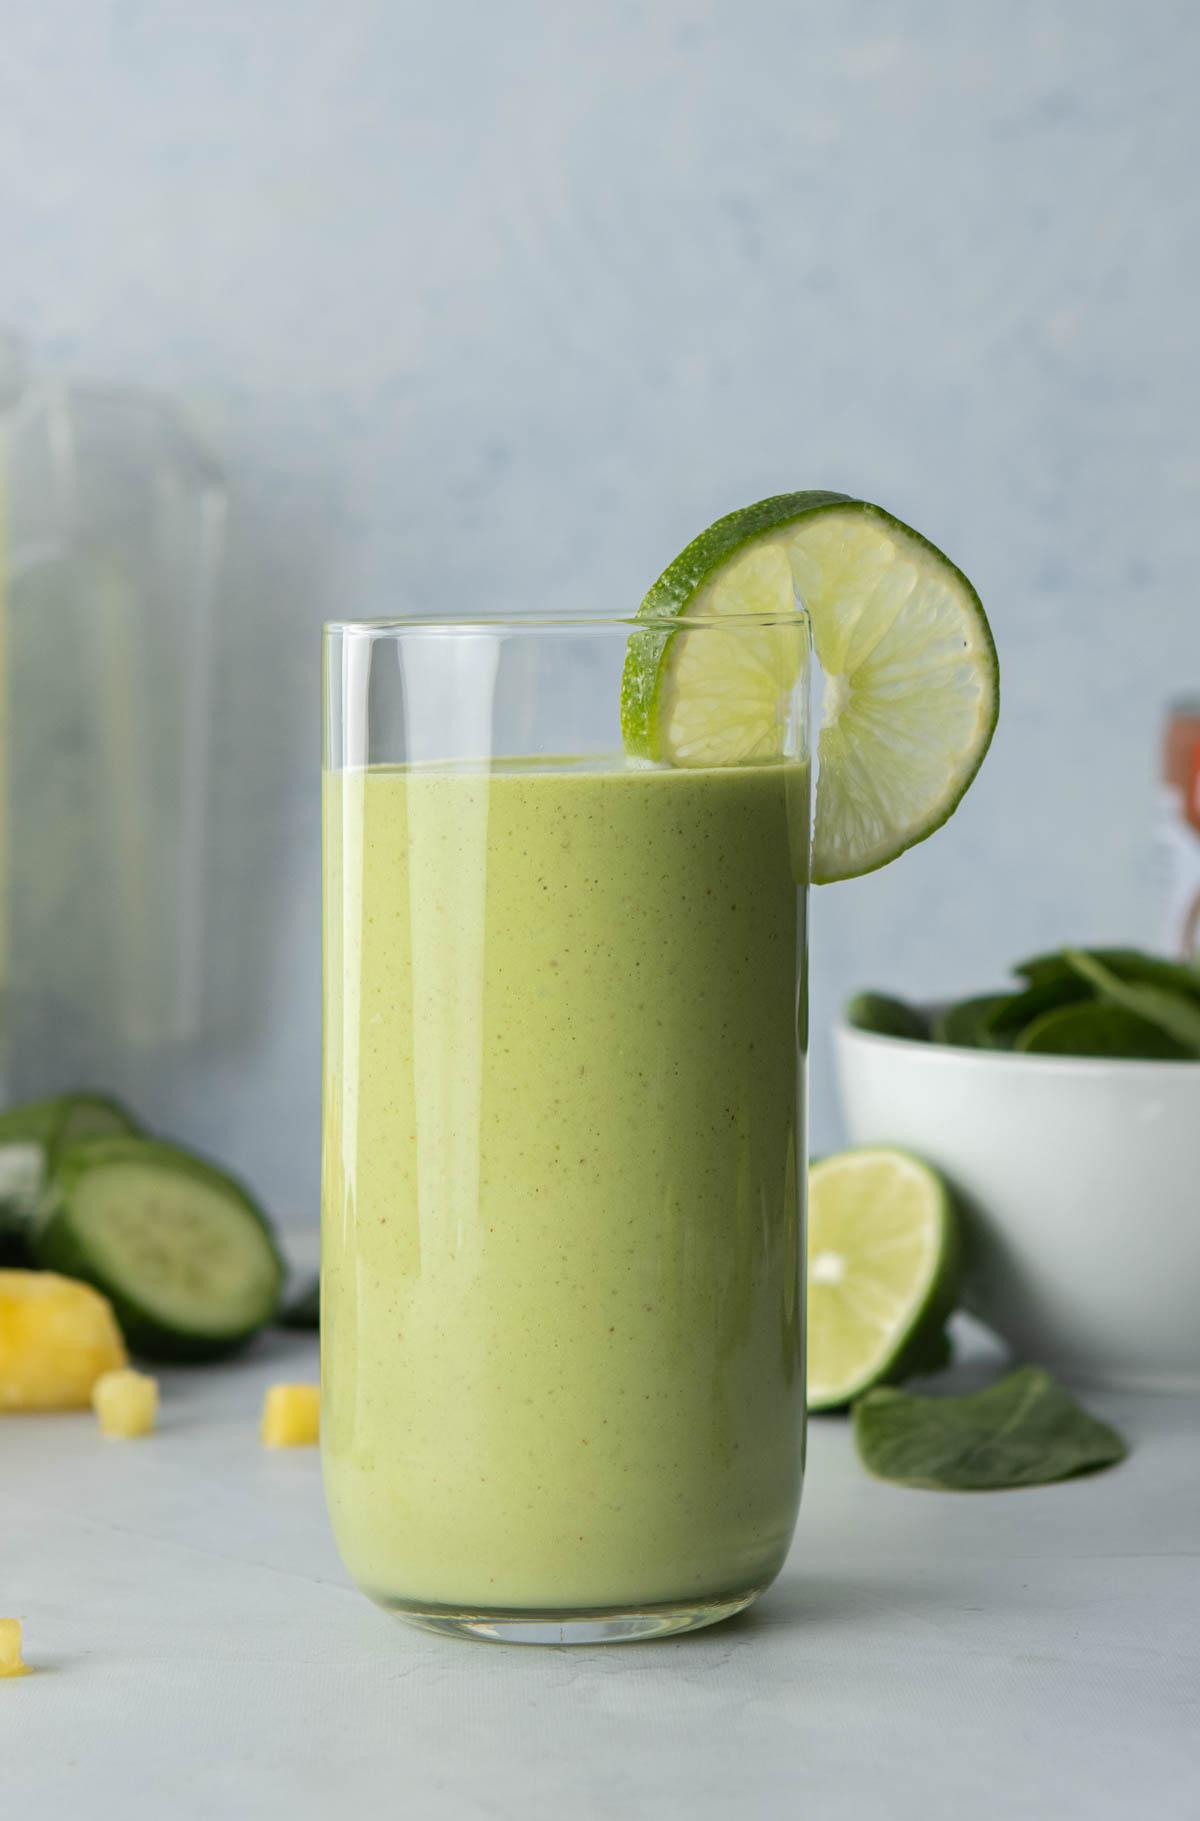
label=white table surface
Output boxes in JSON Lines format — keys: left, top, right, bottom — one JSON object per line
{"left": 5, "top": 1323, "right": 1198, "bottom": 1821}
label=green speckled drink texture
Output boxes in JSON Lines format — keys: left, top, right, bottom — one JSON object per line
{"left": 322, "top": 757, "right": 808, "bottom": 1612}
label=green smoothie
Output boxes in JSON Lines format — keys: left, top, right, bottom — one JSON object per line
{"left": 322, "top": 756, "right": 807, "bottom": 1614}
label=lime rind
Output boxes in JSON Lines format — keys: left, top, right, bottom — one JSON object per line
{"left": 621, "top": 494, "right": 998, "bottom": 884}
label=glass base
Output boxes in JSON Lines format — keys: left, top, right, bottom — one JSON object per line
{"left": 381, "top": 1587, "right": 763, "bottom": 1645}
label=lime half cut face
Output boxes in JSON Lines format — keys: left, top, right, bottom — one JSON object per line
{"left": 807, "top": 1147, "right": 960, "bottom": 1410}
{"left": 620, "top": 492, "right": 998, "bottom": 883}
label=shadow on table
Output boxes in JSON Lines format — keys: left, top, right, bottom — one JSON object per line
{"left": 715, "top": 1557, "right": 1041, "bottom": 1645}
{"left": 723, "top": 1574, "right": 925, "bottom": 1637}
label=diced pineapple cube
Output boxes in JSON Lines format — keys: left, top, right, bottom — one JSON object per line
{"left": 0, "top": 1619, "right": 28, "bottom": 1678}
{"left": 92, "top": 1367, "right": 159, "bottom": 1438}
{"left": 261, "top": 1383, "right": 320, "bottom": 1447}
{"left": 0, "top": 1271, "right": 127, "bottom": 1410}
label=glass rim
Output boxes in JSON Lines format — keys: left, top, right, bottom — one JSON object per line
{"left": 324, "top": 611, "right": 809, "bottom": 636}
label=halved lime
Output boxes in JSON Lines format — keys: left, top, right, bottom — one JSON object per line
{"left": 807, "top": 1147, "right": 959, "bottom": 1411}
{"left": 621, "top": 493, "right": 998, "bottom": 882}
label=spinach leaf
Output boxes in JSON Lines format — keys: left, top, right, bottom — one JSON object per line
{"left": 853, "top": 1366, "right": 1128, "bottom": 1490}
{"left": 1065, "top": 951, "right": 1200, "bottom": 1056}
{"left": 932, "top": 994, "right": 1011, "bottom": 1048}
{"left": 1014, "top": 1001, "right": 1190, "bottom": 1059}
{"left": 984, "top": 978, "right": 1092, "bottom": 1048}
{"left": 1017, "top": 947, "right": 1200, "bottom": 1003}
{"left": 845, "top": 992, "right": 928, "bottom": 1041}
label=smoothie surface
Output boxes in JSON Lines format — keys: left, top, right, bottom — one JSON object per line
{"left": 322, "top": 756, "right": 808, "bottom": 1611}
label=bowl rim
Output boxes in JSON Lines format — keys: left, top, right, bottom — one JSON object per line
{"left": 835, "top": 1017, "right": 1200, "bottom": 1075}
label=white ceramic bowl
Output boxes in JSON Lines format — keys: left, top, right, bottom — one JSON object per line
{"left": 835, "top": 1022, "right": 1200, "bottom": 1391}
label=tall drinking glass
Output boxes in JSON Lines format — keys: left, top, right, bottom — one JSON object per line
{"left": 322, "top": 613, "right": 810, "bottom": 1643}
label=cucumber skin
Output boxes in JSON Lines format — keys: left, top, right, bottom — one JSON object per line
{"left": 0, "top": 1092, "right": 140, "bottom": 1150}
{"left": 33, "top": 1136, "right": 285, "bottom": 1363}
{"left": 56, "top": 1093, "right": 142, "bottom": 1143}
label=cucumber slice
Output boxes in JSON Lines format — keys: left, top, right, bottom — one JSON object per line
{"left": 58, "top": 1094, "right": 141, "bottom": 1146}
{"left": 0, "top": 1103, "right": 58, "bottom": 1262}
{"left": 0, "top": 1093, "right": 140, "bottom": 1260}
{"left": 0, "top": 1100, "right": 64, "bottom": 1225}
{"left": 33, "top": 1137, "right": 283, "bottom": 1361}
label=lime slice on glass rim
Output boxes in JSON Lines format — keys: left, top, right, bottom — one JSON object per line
{"left": 807, "top": 1148, "right": 960, "bottom": 1411}
{"left": 620, "top": 492, "right": 998, "bottom": 882}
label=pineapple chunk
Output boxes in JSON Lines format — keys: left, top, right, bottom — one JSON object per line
{"left": 0, "top": 1619, "right": 28, "bottom": 1678}
{"left": 261, "top": 1383, "right": 320, "bottom": 1447}
{"left": 92, "top": 1367, "right": 159, "bottom": 1438}
{"left": 0, "top": 1271, "right": 127, "bottom": 1410}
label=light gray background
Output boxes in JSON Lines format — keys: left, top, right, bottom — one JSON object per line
{"left": 1, "top": 0, "right": 1197, "bottom": 1213}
